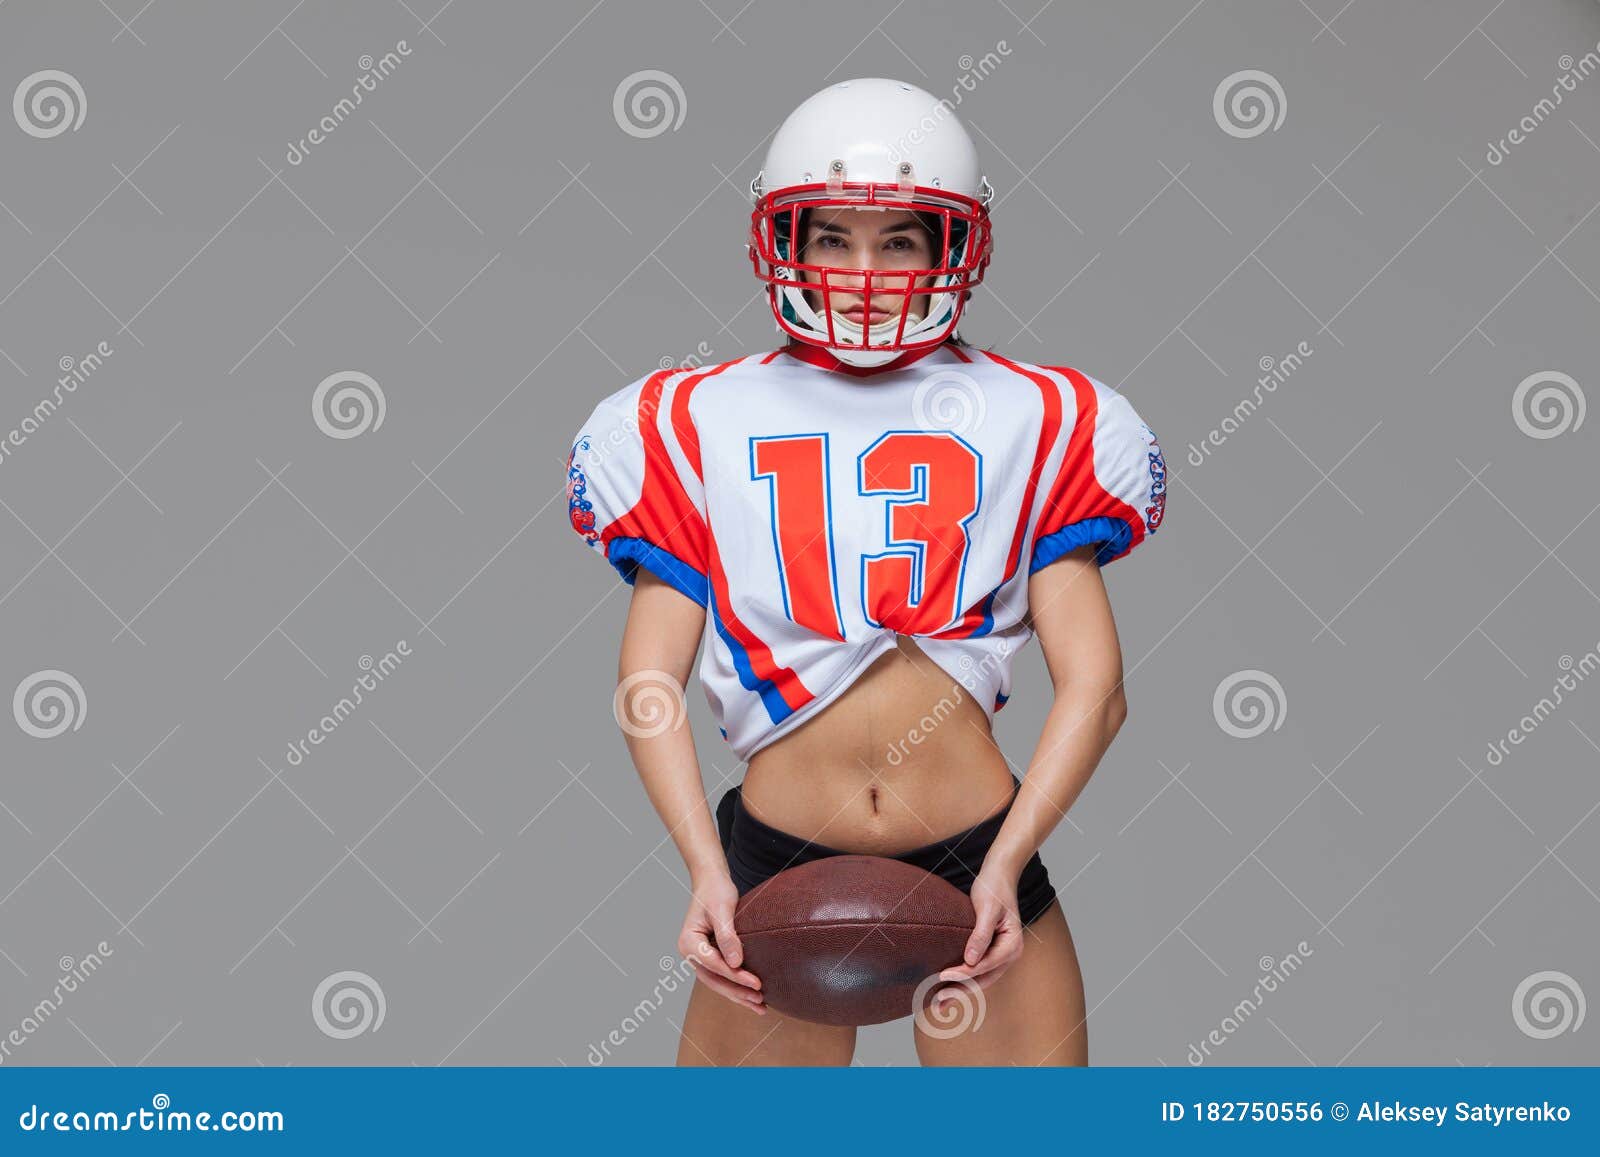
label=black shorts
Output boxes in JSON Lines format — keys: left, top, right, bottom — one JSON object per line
{"left": 714, "top": 774, "right": 1059, "bottom": 926}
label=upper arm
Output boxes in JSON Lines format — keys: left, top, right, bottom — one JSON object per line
{"left": 1026, "top": 542, "right": 1125, "bottom": 708}
{"left": 621, "top": 568, "right": 706, "bottom": 689}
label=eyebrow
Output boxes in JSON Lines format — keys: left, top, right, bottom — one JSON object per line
{"left": 812, "top": 217, "right": 922, "bottom": 236}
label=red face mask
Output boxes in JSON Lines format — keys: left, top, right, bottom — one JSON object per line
{"left": 749, "top": 177, "right": 993, "bottom": 358}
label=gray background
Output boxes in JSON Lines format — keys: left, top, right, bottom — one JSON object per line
{"left": 0, "top": 0, "right": 1596, "bottom": 1067}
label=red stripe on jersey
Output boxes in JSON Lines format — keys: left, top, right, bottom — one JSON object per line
{"left": 671, "top": 358, "right": 748, "bottom": 486}
{"left": 672, "top": 356, "right": 815, "bottom": 714}
{"left": 930, "top": 351, "right": 1062, "bottom": 638}
{"left": 600, "top": 369, "right": 708, "bottom": 566}
{"left": 704, "top": 509, "right": 816, "bottom": 715}
{"left": 1036, "top": 365, "right": 1145, "bottom": 553}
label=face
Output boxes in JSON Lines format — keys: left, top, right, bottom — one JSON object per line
{"left": 794, "top": 206, "right": 940, "bottom": 331}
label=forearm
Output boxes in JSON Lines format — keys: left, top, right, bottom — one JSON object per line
{"left": 986, "top": 682, "right": 1127, "bottom": 877}
{"left": 614, "top": 576, "right": 728, "bottom": 883}
{"left": 615, "top": 669, "right": 728, "bottom": 884}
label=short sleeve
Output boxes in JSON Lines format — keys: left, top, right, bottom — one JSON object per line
{"left": 1029, "top": 370, "right": 1167, "bottom": 572}
{"left": 564, "top": 373, "right": 711, "bottom": 607}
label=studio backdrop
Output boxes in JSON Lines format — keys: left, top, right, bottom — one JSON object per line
{"left": 0, "top": 0, "right": 1595, "bottom": 1066}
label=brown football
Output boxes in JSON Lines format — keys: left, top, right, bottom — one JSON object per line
{"left": 730, "top": 855, "right": 977, "bottom": 1026}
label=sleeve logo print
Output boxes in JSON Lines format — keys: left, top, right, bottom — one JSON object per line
{"left": 1142, "top": 424, "right": 1167, "bottom": 534}
{"left": 566, "top": 435, "right": 599, "bottom": 548}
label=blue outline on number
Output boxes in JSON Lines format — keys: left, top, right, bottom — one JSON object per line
{"left": 749, "top": 432, "right": 845, "bottom": 640}
{"left": 856, "top": 429, "right": 982, "bottom": 633}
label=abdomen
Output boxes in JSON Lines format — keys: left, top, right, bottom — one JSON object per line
{"left": 741, "top": 635, "right": 1018, "bottom": 853}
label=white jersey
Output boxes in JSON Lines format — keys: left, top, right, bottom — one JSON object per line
{"left": 564, "top": 341, "right": 1168, "bottom": 762}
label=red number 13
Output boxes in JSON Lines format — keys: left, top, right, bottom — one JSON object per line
{"left": 750, "top": 429, "right": 981, "bottom": 637}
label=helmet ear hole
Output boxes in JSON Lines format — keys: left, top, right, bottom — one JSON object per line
{"left": 773, "top": 207, "right": 811, "bottom": 265}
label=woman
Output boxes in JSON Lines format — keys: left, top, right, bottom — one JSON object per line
{"left": 564, "top": 78, "right": 1167, "bottom": 1065}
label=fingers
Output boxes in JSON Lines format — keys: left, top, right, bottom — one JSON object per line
{"left": 939, "top": 910, "right": 1024, "bottom": 1000}
{"left": 679, "top": 926, "right": 762, "bottom": 992}
{"left": 691, "top": 963, "right": 767, "bottom": 1013}
{"left": 711, "top": 908, "right": 745, "bottom": 971}
{"left": 681, "top": 930, "right": 762, "bottom": 991}
{"left": 966, "top": 920, "right": 1022, "bottom": 979}
{"left": 961, "top": 907, "right": 998, "bottom": 968}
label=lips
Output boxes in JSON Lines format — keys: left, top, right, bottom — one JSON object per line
{"left": 841, "top": 308, "right": 891, "bottom": 325}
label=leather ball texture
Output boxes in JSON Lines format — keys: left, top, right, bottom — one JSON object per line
{"left": 731, "top": 855, "right": 977, "bottom": 1027}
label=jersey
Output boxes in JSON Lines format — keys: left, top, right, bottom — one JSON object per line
{"left": 563, "top": 341, "right": 1168, "bottom": 763}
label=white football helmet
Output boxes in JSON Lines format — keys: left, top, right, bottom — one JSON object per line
{"left": 749, "top": 78, "right": 994, "bottom": 368}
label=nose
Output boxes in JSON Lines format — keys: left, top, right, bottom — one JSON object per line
{"left": 828, "top": 253, "right": 904, "bottom": 305}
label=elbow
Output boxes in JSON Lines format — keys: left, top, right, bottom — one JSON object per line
{"left": 1054, "top": 680, "right": 1128, "bottom": 736}
{"left": 1103, "top": 684, "right": 1129, "bottom": 735}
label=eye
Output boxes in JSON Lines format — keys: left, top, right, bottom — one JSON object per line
{"left": 885, "top": 236, "right": 914, "bottom": 251}
{"left": 815, "top": 234, "right": 846, "bottom": 249}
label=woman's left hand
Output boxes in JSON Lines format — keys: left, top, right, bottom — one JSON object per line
{"left": 934, "top": 864, "right": 1024, "bottom": 1008}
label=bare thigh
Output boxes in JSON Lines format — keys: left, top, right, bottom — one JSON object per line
{"left": 677, "top": 973, "right": 857, "bottom": 1066}
{"left": 913, "top": 899, "right": 1089, "bottom": 1066}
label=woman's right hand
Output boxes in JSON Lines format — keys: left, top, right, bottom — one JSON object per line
{"left": 679, "top": 869, "right": 765, "bottom": 1013}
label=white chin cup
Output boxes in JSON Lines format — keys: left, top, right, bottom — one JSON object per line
{"left": 818, "top": 307, "right": 930, "bottom": 368}
{"left": 779, "top": 278, "right": 953, "bottom": 365}
{"left": 829, "top": 345, "right": 908, "bottom": 368}
{"left": 826, "top": 307, "right": 926, "bottom": 346}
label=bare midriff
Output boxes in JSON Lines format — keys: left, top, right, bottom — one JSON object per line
{"left": 740, "top": 634, "right": 1019, "bottom": 854}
